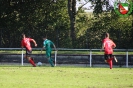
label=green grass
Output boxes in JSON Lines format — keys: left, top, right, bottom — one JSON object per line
{"left": 0, "top": 66, "right": 133, "bottom": 88}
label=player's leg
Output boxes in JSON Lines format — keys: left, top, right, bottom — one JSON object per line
{"left": 49, "top": 50, "right": 55, "bottom": 65}
{"left": 108, "top": 55, "right": 118, "bottom": 62}
{"left": 105, "top": 54, "right": 112, "bottom": 69}
{"left": 107, "top": 54, "right": 113, "bottom": 69}
{"left": 109, "top": 55, "right": 118, "bottom": 69}
{"left": 26, "top": 50, "right": 36, "bottom": 67}
{"left": 104, "top": 54, "right": 108, "bottom": 63}
{"left": 46, "top": 51, "right": 54, "bottom": 67}
{"left": 107, "top": 55, "right": 118, "bottom": 69}
{"left": 114, "top": 56, "right": 118, "bottom": 62}
{"left": 109, "top": 60, "right": 112, "bottom": 69}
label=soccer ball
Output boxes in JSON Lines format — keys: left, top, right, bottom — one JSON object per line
{"left": 37, "top": 62, "right": 42, "bottom": 66}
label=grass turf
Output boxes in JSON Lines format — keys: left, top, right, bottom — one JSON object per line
{"left": 0, "top": 66, "right": 133, "bottom": 88}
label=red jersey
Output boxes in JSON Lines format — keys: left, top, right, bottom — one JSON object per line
{"left": 102, "top": 38, "right": 116, "bottom": 54}
{"left": 21, "top": 38, "right": 33, "bottom": 51}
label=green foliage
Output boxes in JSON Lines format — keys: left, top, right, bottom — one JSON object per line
{"left": 93, "top": 0, "right": 103, "bottom": 16}
{"left": 0, "top": 0, "right": 70, "bottom": 48}
{"left": 0, "top": 0, "right": 132, "bottom": 49}
{"left": 75, "top": 9, "right": 132, "bottom": 48}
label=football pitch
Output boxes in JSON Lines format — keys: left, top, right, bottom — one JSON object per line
{"left": 0, "top": 66, "right": 133, "bottom": 88}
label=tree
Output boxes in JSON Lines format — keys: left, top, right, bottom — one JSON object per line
{"left": 0, "top": 0, "right": 70, "bottom": 48}
{"left": 93, "top": 0, "right": 103, "bottom": 16}
{"left": 68, "top": 0, "right": 76, "bottom": 48}
{"left": 67, "top": 0, "right": 91, "bottom": 48}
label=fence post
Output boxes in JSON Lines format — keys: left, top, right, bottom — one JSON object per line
{"left": 89, "top": 50, "right": 92, "bottom": 67}
{"left": 126, "top": 50, "right": 128, "bottom": 68}
{"left": 55, "top": 51, "right": 57, "bottom": 66}
{"left": 21, "top": 49, "right": 24, "bottom": 66}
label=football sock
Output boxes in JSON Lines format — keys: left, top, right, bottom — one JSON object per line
{"left": 107, "top": 58, "right": 113, "bottom": 69}
{"left": 109, "top": 60, "right": 112, "bottom": 69}
{"left": 48, "top": 59, "right": 54, "bottom": 67}
{"left": 50, "top": 58, "right": 54, "bottom": 63}
{"left": 51, "top": 58, "right": 55, "bottom": 66}
{"left": 107, "top": 58, "right": 113, "bottom": 62}
{"left": 29, "top": 58, "right": 36, "bottom": 67}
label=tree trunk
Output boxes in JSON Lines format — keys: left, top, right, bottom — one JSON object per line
{"left": 68, "top": 0, "right": 76, "bottom": 48}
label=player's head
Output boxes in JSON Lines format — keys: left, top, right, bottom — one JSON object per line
{"left": 22, "top": 33, "right": 31, "bottom": 38}
{"left": 105, "top": 33, "right": 109, "bottom": 38}
{"left": 42, "top": 35, "right": 47, "bottom": 40}
{"left": 22, "top": 33, "right": 26, "bottom": 38}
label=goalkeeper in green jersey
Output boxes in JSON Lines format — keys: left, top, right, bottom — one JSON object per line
{"left": 41, "top": 36, "right": 57, "bottom": 67}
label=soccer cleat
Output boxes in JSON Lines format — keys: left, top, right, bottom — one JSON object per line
{"left": 114, "top": 56, "right": 118, "bottom": 62}
{"left": 29, "top": 58, "right": 36, "bottom": 67}
{"left": 33, "top": 65, "right": 36, "bottom": 67}
{"left": 48, "top": 59, "right": 54, "bottom": 67}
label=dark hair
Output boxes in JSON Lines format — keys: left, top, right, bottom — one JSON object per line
{"left": 22, "top": 33, "right": 31, "bottom": 38}
{"left": 22, "top": 33, "right": 25, "bottom": 36}
{"left": 105, "top": 33, "right": 109, "bottom": 37}
{"left": 42, "top": 34, "right": 47, "bottom": 38}
{"left": 22, "top": 33, "right": 25, "bottom": 37}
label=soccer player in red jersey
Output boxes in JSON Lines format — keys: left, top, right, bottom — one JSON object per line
{"left": 21, "top": 34, "right": 37, "bottom": 67}
{"left": 101, "top": 33, "right": 118, "bottom": 69}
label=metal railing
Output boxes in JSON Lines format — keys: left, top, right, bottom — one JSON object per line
{"left": 0, "top": 48, "right": 133, "bottom": 67}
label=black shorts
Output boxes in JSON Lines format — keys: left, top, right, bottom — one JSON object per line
{"left": 104, "top": 54, "right": 113, "bottom": 60}
{"left": 26, "top": 50, "right": 32, "bottom": 57}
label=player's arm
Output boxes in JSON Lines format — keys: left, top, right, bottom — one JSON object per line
{"left": 21, "top": 40, "right": 24, "bottom": 49}
{"left": 31, "top": 39, "right": 37, "bottom": 47}
{"left": 21, "top": 46, "right": 24, "bottom": 49}
{"left": 100, "top": 43, "right": 104, "bottom": 51}
{"left": 41, "top": 46, "right": 45, "bottom": 53}
{"left": 51, "top": 41, "right": 57, "bottom": 51}
{"left": 112, "top": 42, "right": 116, "bottom": 48}
{"left": 53, "top": 44, "right": 57, "bottom": 51}
{"left": 41, "top": 41, "right": 46, "bottom": 53}
{"left": 101, "top": 39, "right": 104, "bottom": 51}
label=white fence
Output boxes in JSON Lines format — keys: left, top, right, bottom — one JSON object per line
{"left": 0, "top": 48, "right": 133, "bottom": 67}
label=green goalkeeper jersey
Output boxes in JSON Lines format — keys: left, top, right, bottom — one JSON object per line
{"left": 43, "top": 39, "right": 54, "bottom": 51}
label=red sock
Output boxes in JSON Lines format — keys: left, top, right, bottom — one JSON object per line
{"left": 29, "top": 58, "right": 36, "bottom": 67}
{"left": 107, "top": 58, "right": 113, "bottom": 62}
{"left": 109, "top": 60, "right": 112, "bottom": 69}
{"left": 107, "top": 58, "right": 113, "bottom": 69}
